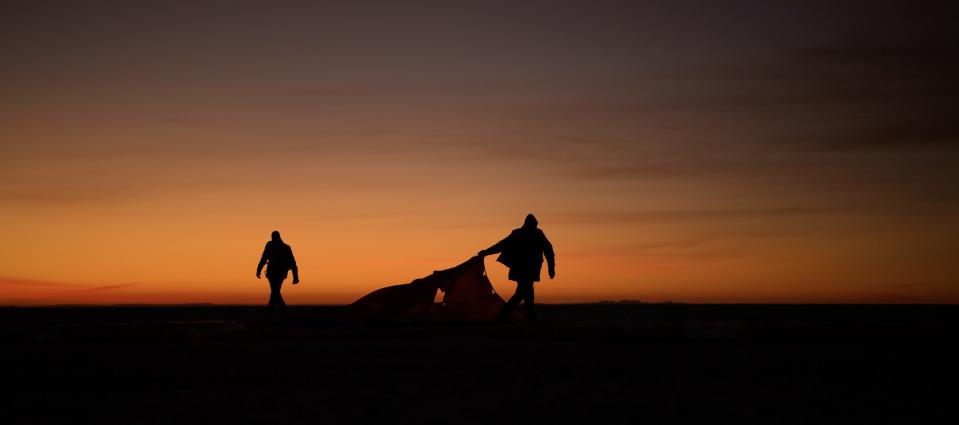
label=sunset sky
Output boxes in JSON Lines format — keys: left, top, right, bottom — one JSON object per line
{"left": 2, "top": 1, "right": 957, "bottom": 305}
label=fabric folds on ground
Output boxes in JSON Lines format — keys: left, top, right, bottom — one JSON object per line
{"left": 346, "top": 256, "right": 521, "bottom": 322}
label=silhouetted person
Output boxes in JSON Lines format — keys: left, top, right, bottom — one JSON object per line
{"left": 257, "top": 231, "right": 299, "bottom": 315}
{"left": 479, "top": 214, "right": 555, "bottom": 323}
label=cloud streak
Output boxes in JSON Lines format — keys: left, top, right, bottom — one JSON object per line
{"left": 552, "top": 207, "right": 827, "bottom": 225}
{"left": 83, "top": 283, "right": 141, "bottom": 292}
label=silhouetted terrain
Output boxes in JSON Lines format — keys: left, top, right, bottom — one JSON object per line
{"left": 1, "top": 304, "right": 956, "bottom": 424}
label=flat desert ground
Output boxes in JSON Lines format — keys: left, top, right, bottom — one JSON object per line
{"left": 1, "top": 304, "right": 956, "bottom": 424}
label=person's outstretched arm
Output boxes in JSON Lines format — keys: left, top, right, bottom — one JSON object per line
{"left": 290, "top": 247, "right": 299, "bottom": 284}
{"left": 478, "top": 234, "right": 509, "bottom": 257}
{"left": 543, "top": 232, "right": 556, "bottom": 279}
{"left": 256, "top": 242, "right": 270, "bottom": 279}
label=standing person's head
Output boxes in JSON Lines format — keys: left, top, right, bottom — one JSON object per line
{"left": 523, "top": 214, "right": 538, "bottom": 229}
{"left": 271, "top": 231, "right": 282, "bottom": 242}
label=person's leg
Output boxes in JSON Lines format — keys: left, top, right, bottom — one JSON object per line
{"left": 520, "top": 281, "right": 537, "bottom": 323}
{"left": 496, "top": 284, "right": 524, "bottom": 322}
{"left": 268, "top": 276, "right": 286, "bottom": 314}
{"left": 266, "top": 278, "right": 277, "bottom": 313}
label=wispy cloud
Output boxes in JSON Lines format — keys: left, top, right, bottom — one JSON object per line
{"left": 552, "top": 207, "right": 827, "bottom": 225}
{"left": 0, "top": 181, "right": 141, "bottom": 204}
{"left": 563, "top": 237, "right": 750, "bottom": 262}
{"left": 83, "top": 283, "right": 141, "bottom": 292}
{"left": 0, "top": 277, "right": 140, "bottom": 292}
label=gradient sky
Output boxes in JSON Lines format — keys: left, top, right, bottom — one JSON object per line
{"left": 2, "top": 0, "right": 957, "bottom": 305}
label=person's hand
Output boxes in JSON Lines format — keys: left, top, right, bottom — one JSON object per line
{"left": 548, "top": 266, "right": 555, "bottom": 279}
{"left": 293, "top": 277, "right": 300, "bottom": 285}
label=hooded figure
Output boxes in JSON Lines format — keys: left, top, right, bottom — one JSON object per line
{"left": 479, "top": 214, "right": 555, "bottom": 322}
{"left": 256, "top": 231, "right": 299, "bottom": 315}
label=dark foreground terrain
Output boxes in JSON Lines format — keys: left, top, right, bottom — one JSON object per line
{"left": 1, "top": 304, "right": 957, "bottom": 424}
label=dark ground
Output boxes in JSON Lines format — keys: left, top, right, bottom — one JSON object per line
{"left": 1, "top": 304, "right": 957, "bottom": 424}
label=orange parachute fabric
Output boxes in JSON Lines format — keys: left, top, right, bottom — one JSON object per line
{"left": 345, "top": 256, "right": 522, "bottom": 322}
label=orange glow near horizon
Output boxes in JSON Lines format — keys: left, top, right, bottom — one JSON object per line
{"left": 3, "top": 168, "right": 956, "bottom": 305}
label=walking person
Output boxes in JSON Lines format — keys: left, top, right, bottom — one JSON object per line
{"left": 479, "top": 214, "right": 555, "bottom": 322}
{"left": 256, "top": 231, "right": 300, "bottom": 315}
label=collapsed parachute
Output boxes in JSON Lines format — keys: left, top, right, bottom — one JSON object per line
{"left": 345, "top": 256, "right": 522, "bottom": 322}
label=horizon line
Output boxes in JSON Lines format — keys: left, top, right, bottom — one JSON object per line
{"left": 3, "top": 302, "right": 958, "bottom": 308}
